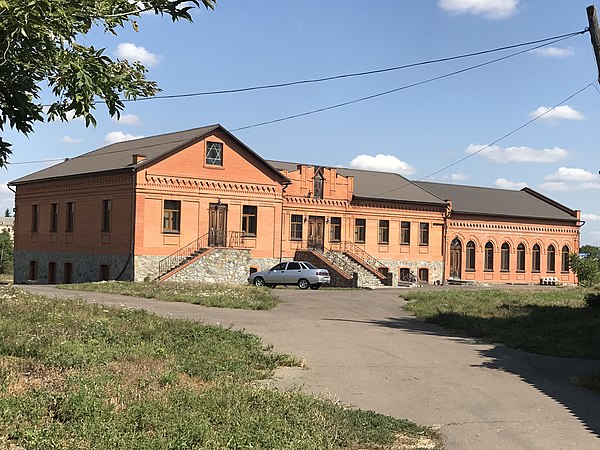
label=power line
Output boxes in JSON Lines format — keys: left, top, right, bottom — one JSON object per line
{"left": 230, "top": 33, "right": 580, "bottom": 132}
{"left": 121, "top": 29, "right": 586, "bottom": 102}
{"left": 370, "top": 81, "right": 596, "bottom": 198}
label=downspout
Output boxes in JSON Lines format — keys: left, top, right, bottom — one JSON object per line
{"left": 441, "top": 200, "right": 452, "bottom": 285}
{"left": 116, "top": 169, "right": 136, "bottom": 280}
{"left": 279, "top": 182, "right": 290, "bottom": 262}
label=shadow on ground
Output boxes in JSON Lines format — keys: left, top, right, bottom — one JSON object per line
{"left": 324, "top": 309, "right": 600, "bottom": 439}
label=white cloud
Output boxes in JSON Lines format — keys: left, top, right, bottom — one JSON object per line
{"left": 530, "top": 105, "right": 584, "bottom": 121}
{"left": 533, "top": 47, "right": 575, "bottom": 58}
{"left": 544, "top": 167, "right": 598, "bottom": 183}
{"left": 349, "top": 154, "right": 415, "bottom": 175}
{"left": 582, "top": 213, "right": 600, "bottom": 222}
{"left": 451, "top": 173, "right": 469, "bottom": 181}
{"left": 115, "top": 43, "right": 159, "bottom": 67}
{"left": 494, "top": 178, "right": 527, "bottom": 190}
{"left": 539, "top": 181, "right": 600, "bottom": 192}
{"left": 104, "top": 131, "right": 144, "bottom": 144}
{"left": 438, "top": 0, "right": 518, "bottom": 19}
{"left": 465, "top": 144, "right": 569, "bottom": 163}
{"left": 61, "top": 136, "right": 82, "bottom": 145}
{"left": 112, "top": 114, "right": 142, "bottom": 125}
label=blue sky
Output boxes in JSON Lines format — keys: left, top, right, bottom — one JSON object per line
{"left": 4, "top": 0, "right": 600, "bottom": 244}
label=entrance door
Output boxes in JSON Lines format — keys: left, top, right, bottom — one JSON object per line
{"left": 307, "top": 216, "right": 325, "bottom": 250}
{"left": 450, "top": 238, "right": 462, "bottom": 279}
{"left": 208, "top": 203, "right": 228, "bottom": 247}
{"left": 48, "top": 262, "right": 56, "bottom": 284}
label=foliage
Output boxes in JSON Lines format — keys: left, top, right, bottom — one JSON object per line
{"left": 0, "top": 0, "right": 216, "bottom": 165}
{"left": 0, "top": 229, "right": 13, "bottom": 274}
{"left": 571, "top": 373, "right": 600, "bottom": 394}
{"left": 584, "top": 291, "right": 600, "bottom": 308}
{"left": 579, "top": 244, "right": 600, "bottom": 260}
{"left": 58, "top": 281, "right": 280, "bottom": 310}
{"left": 3, "top": 209, "right": 9, "bottom": 217}
{"left": 403, "top": 288, "right": 600, "bottom": 358}
{"left": 0, "top": 286, "right": 439, "bottom": 449}
{"left": 569, "top": 253, "right": 600, "bottom": 287}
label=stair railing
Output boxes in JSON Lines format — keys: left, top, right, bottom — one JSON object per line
{"left": 342, "top": 241, "right": 388, "bottom": 273}
{"left": 158, "top": 232, "right": 210, "bottom": 279}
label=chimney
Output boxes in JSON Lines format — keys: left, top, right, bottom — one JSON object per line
{"left": 132, "top": 154, "right": 146, "bottom": 164}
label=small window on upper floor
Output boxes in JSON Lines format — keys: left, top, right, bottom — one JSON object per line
{"left": 313, "top": 171, "right": 324, "bottom": 199}
{"left": 31, "top": 205, "right": 39, "bottom": 233}
{"left": 206, "top": 141, "right": 223, "bottom": 166}
{"left": 50, "top": 203, "right": 58, "bottom": 233}
{"left": 102, "top": 199, "right": 112, "bottom": 232}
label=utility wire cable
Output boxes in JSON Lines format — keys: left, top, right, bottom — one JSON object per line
{"left": 370, "top": 81, "right": 596, "bottom": 198}
{"left": 123, "top": 29, "right": 587, "bottom": 102}
{"left": 230, "top": 34, "right": 579, "bottom": 132}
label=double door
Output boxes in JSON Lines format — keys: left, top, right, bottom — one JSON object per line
{"left": 208, "top": 203, "right": 227, "bottom": 247}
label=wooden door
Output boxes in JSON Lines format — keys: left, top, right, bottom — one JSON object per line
{"left": 450, "top": 238, "right": 462, "bottom": 279}
{"left": 209, "top": 203, "right": 228, "bottom": 247}
{"left": 308, "top": 216, "right": 325, "bottom": 250}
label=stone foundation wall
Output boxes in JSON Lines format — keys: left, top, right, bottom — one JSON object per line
{"left": 134, "top": 255, "right": 164, "bottom": 281}
{"left": 381, "top": 259, "right": 444, "bottom": 285}
{"left": 14, "top": 250, "right": 132, "bottom": 284}
{"left": 167, "top": 249, "right": 252, "bottom": 284}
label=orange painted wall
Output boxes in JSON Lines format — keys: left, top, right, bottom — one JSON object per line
{"left": 445, "top": 214, "right": 579, "bottom": 284}
{"left": 133, "top": 131, "right": 284, "bottom": 258}
{"left": 14, "top": 173, "right": 133, "bottom": 255}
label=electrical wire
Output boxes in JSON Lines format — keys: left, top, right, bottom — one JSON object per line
{"left": 230, "top": 33, "right": 580, "bottom": 132}
{"left": 121, "top": 29, "right": 587, "bottom": 102}
{"left": 369, "top": 81, "right": 596, "bottom": 199}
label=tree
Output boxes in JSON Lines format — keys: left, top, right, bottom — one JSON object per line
{"left": 4, "top": 208, "right": 10, "bottom": 217}
{"left": 0, "top": 0, "right": 216, "bottom": 166}
{"left": 579, "top": 244, "right": 600, "bottom": 260}
{"left": 0, "top": 229, "right": 13, "bottom": 274}
{"left": 569, "top": 253, "right": 600, "bottom": 287}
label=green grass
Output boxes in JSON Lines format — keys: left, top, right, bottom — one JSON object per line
{"left": 0, "top": 286, "right": 440, "bottom": 449}
{"left": 571, "top": 373, "right": 600, "bottom": 394}
{"left": 403, "top": 288, "right": 600, "bottom": 359}
{"left": 58, "top": 281, "right": 279, "bottom": 310}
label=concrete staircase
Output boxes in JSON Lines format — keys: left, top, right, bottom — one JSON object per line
{"left": 325, "top": 250, "right": 387, "bottom": 288}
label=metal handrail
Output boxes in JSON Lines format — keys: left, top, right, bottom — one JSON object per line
{"left": 342, "top": 241, "right": 388, "bottom": 273}
{"left": 158, "top": 230, "right": 246, "bottom": 279}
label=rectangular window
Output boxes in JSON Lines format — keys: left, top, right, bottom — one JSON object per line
{"left": 419, "top": 222, "right": 429, "bottom": 246}
{"left": 206, "top": 141, "right": 223, "bottom": 166}
{"left": 354, "top": 218, "right": 366, "bottom": 243}
{"left": 50, "top": 203, "right": 58, "bottom": 233}
{"left": 163, "top": 200, "right": 181, "bottom": 233}
{"left": 290, "top": 214, "right": 303, "bottom": 240}
{"left": 242, "top": 205, "right": 257, "bottom": 236}
{"left": 400, "top": 221, "right": 411, "bottom": 245}
{"left": 102, "top": 199, "right": 111, "bottom": 232}
{"left": 378, "top": 220, "right": 389, "bottom": 244}
{"left": 330, "top": 217, "right": 341, "bottom": 242}
{"left": 66, "top": 202, "right": 74, "bottom": 232}
{"left": 31, "top": 205, "right": 39, "bottom": 232}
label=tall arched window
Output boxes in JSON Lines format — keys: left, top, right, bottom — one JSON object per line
{"left": 517, "top": 243, "right": 525, "bottom": 272}
{"left": 532, "top": 244, "right": 541, "bottom": 272}
{"left": 466, "top": 241, "right": 476, "bottom": 271}
{"left": 547, "top": 245, "right": 556, "bottom": 273}
{"left": 484, "top": 242, "right": 494, "bottom": 271}
{"left": 501, "top": 243, "right": 510, "bottom": 272}
{"left": 561, "top": 245, "right": 570, "bottom": 273}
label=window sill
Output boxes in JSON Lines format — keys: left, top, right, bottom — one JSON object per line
{"left": 243, "top": 234, "right": 256, "bottom": 239}
{"left": 162, "top": 230, "right": 180, "bottom": 235}
{"left": 419, "top": 244, "right": 429, "bottom": 247}
{"left": 400, "top": 242, "right": 410, "bottom": 246}
{"left": 203, "top": 163, "right": 224, "bottom": 170}
{"left": 378, "top": 242, "right": 389, "bottom": 246}
{"left": 465, "top": 269, "right": 475, "bottom": 272}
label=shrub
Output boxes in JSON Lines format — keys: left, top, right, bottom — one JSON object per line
{"left": 584, "top": 291, "right": 600, "bottom": 308}
{"left": 569, "top": 253, "right": 600, "bottom": 287}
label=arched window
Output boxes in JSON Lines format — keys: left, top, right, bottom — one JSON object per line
{"left": 561, "top": 245, "right": 570, "bottom": 273}
{"left": 532, "top": 244, "right": 540, "bottom": 272}
{"left": 516, "top": 244, "right": 525, "bottom": 272}
{"left": 501, "top": 243, "right": 510, "bottom": 272}
{"left": 466, "top": 241, "right": 475, "bottom": 271}
{"left": 547, "top": 245, "right": 556, "bottom": 273}
{"left": 313, "top": 171, "right": 324, "bottom": 199}
{"left": 484, "top": 242, "right": 494, "bottom": 271}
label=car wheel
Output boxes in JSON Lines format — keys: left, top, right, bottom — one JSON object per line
{"left": 309, "top": 284, "right": 321, "bottom": 290}
{"left": 298, "top": 278, "right": 309, "bottom": 290}
{"left": 253, "top": 277, "right": 266, "bottom": 287}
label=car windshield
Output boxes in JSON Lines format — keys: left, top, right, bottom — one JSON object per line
{"left": 301, "top": 262, "right": 317, "bottom": 269}
{"left": 270, "top": 263, "right": 286, "bottom": 271}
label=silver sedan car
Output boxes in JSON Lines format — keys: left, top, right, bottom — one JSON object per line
{"left": 248, "top": 261, "right": 330, "bottom": 290}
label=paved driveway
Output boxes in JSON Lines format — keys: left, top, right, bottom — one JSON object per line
{"left": 22, "top": 285, "right": 600, "bottom": 450}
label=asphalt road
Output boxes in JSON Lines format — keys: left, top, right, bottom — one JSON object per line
{"left": 21, "top": 285, "right": 600, "bottom": 450}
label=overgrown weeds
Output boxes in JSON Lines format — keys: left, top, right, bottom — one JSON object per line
{"left": 1, "top": 286, "right": 439, "bottom": 449}
{"left": 59, "top": 281, "right": 279, "bottom": 310}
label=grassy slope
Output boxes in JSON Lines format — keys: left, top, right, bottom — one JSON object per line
{"left": 59, "top": 281, "right": 279, "bottom": 310}
{"left": 403, "top": 288, "right": 600, "bottom": 359}
{"left": 0, "top": 287, "right": 440, "bottom": 449}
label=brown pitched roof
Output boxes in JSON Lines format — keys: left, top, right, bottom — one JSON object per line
{"left": 416, "top": 181, "right": 577, "bottom": 222}
{"left": 10, "top": 125, "right": 288, "bottom": 185}
{"left": 267, "top": 160, "right": 447, "bottom": 206}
